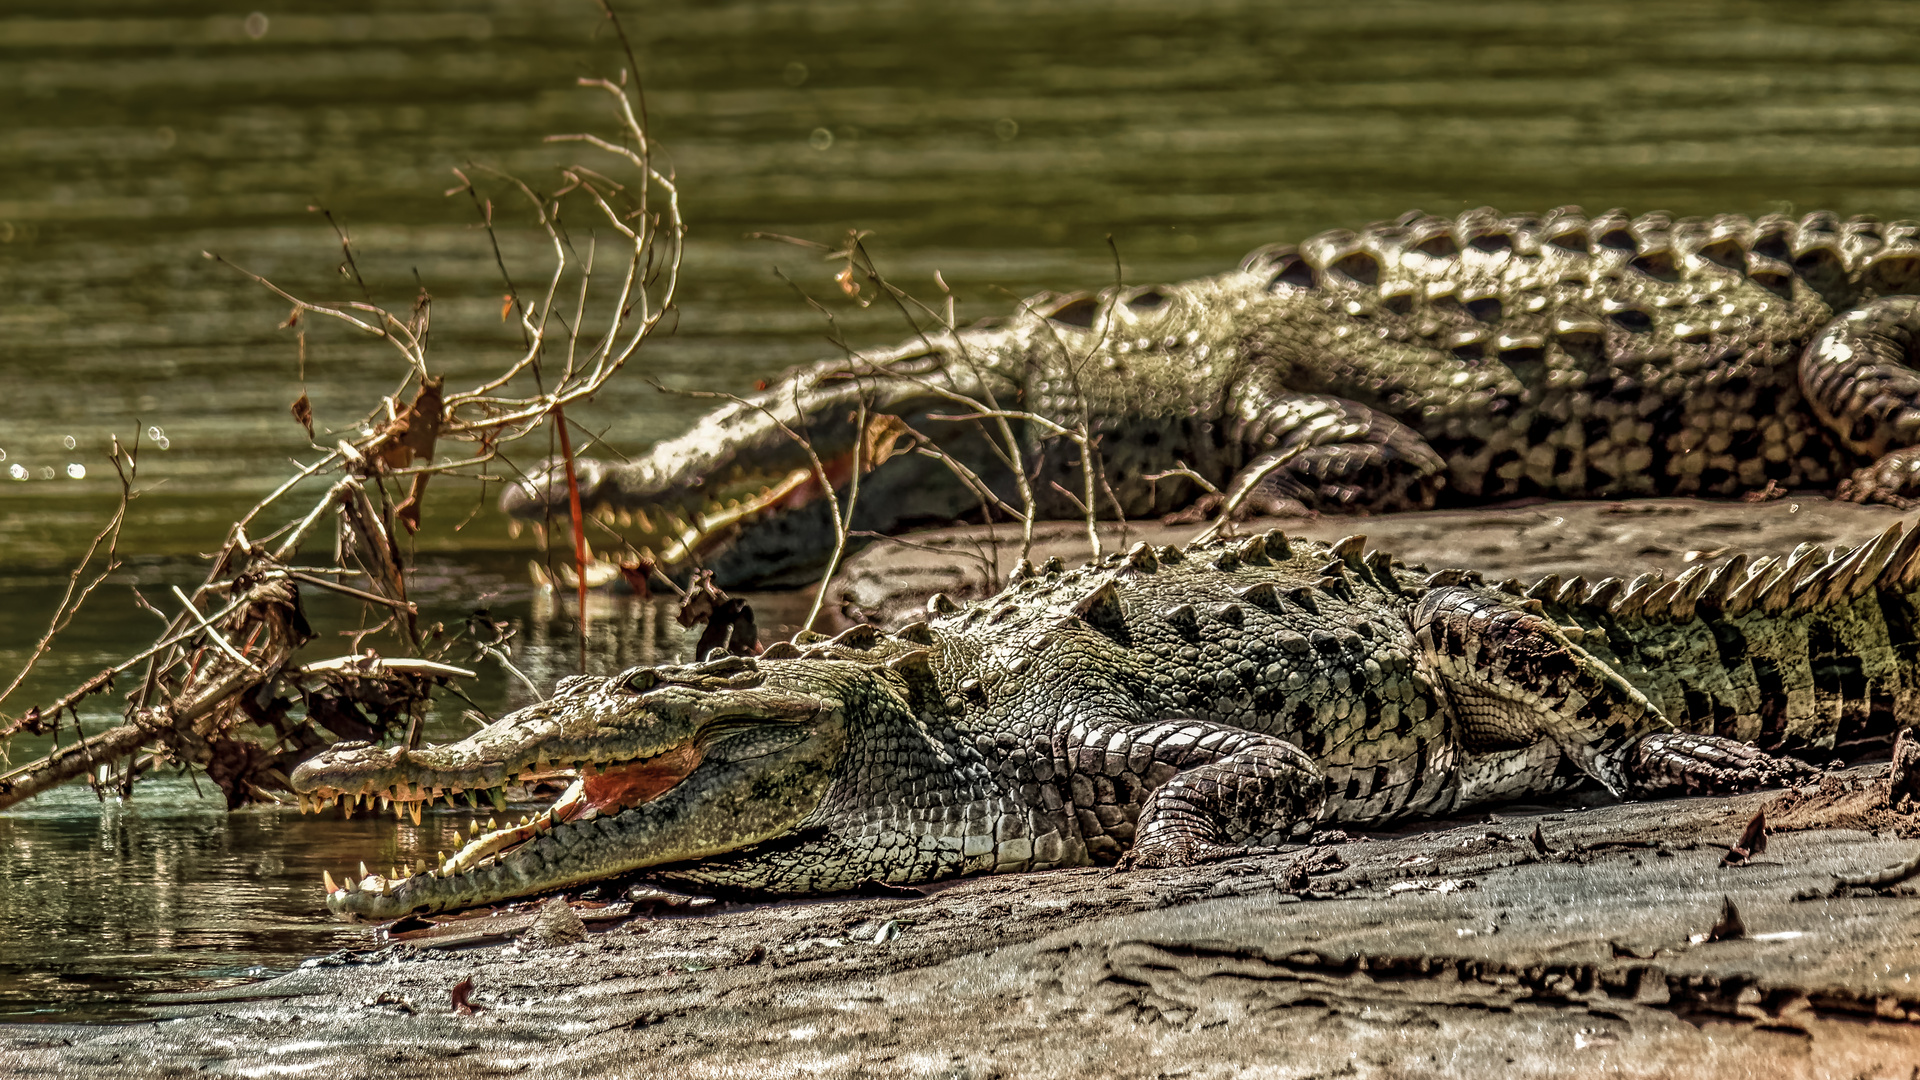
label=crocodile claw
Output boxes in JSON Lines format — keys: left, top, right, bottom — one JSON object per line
{"left": 1625, "top": 732, "right": 1821, "bottom": 798}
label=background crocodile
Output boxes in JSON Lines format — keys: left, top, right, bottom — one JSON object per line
{"left": 278, "top": 518, "right": 1920, "bottom": 919}
{"left": 505, "top": 206, "right": 1920, "bottom": 588}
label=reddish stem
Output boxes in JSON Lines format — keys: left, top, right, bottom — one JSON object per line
{"left": 552, "top": 402, "right": 589, "bottom": 670}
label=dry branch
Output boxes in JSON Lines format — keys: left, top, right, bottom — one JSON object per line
{"left": 0, "top": 8, "right": 678, "bottom": 810}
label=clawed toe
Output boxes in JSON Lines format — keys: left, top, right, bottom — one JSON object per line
{"left": 1118, "top": 840, "right": 1281, "bottom": 871}
{"left": 1628, "top": 732, "right": 1818, "bottom": 798}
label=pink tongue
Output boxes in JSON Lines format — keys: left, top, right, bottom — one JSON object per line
{"left": 580, "top": 744, "right": 704, "bottom": 813}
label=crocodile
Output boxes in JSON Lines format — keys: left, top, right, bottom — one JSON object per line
{"left": 504, "top": 206, "right": 1920, "bottom": 589}
{"left": 286, "top": 519, "right": 1920, "bottom": 919}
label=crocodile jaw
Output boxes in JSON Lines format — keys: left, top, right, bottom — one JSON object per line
{"left": 497, "top": 378, "right": 914, "bottom": 575}
{"left": 289, "top": 673, "right": 848, "bottom": 919}
{"left": 311, "top": 722, "right": 841, "bottom": 920}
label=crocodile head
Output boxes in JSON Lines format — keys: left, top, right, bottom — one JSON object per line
{"left": 288, "top": 654, "right": 858, "bottom": 920}
{"left": 500, "top": 334, "right": 1024, "bottom": 588}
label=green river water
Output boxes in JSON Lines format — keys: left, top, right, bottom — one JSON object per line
{"left": 6, "top": 0, "right": 1920, "bottom": 1022}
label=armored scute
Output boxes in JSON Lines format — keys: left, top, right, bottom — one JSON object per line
{"left": 288, "top": 521, "right": 1920, "bottom": 919}
{"left": 506, "top": 207, "right": 1920, "bottom": 588}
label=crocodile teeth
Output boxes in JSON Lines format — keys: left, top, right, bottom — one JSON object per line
{"left": 409, "top": 800, "right": 423, "bottom": 826}
{"left": 655, "top": 467, "right": 817, "bottom": 567}
{"left": 323, "top": 870, "right": 337, "bottom": 894}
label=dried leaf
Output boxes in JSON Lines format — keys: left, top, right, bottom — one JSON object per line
{"left": 500, "top": 293, "right": 514, "bottom": 322}
{"left": 278, "top": 306, "right": 300, "bottom": 330}
{"left": 450, "top": 976, "right": 481, "bottom": 1016}
{"left": 862, "top": 413, "right": 912, "bottom": 470}
{"left": 290, "top": 393, "right": 314, "bottom": 440}
{"left": 617, "top": 559, "right": 654, "bottom": 600}
{"left": 1706, "top": 896, "right": 1745, "bottom": 942}
{"left": 1722, "top": 806, "right": 1768, "bottom": 866}
{"left": 835, "top": 264, "right": 861, "bottom": 299}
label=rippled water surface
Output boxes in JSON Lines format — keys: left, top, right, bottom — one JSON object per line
{"left": 8, "top": 0, "right": 1920, "bottom": 1021}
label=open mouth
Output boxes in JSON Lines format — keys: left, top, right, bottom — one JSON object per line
{"left": 300, "top": 743, "right": 705, "bottom": 905}
{"left": 509, "top": 413, "right": 911, "bottom": 575}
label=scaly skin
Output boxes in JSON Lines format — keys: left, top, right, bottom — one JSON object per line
{"left": 504, "top": 206, "right": 1920, "bottom": 588}
{"left": 283, "top": 519, "right": 1920, "bottom": 919}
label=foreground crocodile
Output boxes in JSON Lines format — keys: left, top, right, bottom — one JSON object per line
{"left": 288, "top": 520, "right": 1920, "bottom": 919}
{"left": 506, "top": 206, "right": 1920, "bottom": 588}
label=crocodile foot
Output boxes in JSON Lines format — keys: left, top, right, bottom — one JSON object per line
{"left": 1837, "top": 446, "right": 1920, "bottom": 510}
{"left": 1116, "top": 839, "right": 1286, "bottom": 871}
{"left": 1625, "top": 732, "right": 1820, "bottom": 798}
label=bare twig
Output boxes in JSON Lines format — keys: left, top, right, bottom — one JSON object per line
{"left": 2, "top": 7, "right": 680, "bottom": 807}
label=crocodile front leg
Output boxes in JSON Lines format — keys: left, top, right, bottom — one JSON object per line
{"left": 1054, "top": 720, "right": 1326, "bottom": 869}
{"left": 1171, "top": 392, "right": 1446, "bottom": 522}
{"left": 1802, "top": 296, "right": 1920, "bottom": 506}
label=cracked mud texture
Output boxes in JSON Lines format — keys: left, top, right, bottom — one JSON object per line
{"left": 11, "top": 498, "right": 1920, "bottom": 1078}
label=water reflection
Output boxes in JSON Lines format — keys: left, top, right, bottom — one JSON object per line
{"left": 0, "top": 562, "right": 823, "bottom": 1022}
{"left": 0, "top": 572, "right": 764, "bottom": 1014}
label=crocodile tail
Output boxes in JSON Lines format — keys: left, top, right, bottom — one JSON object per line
{"left": 1530, "top": 520, "right": 1920, "bottom": 757}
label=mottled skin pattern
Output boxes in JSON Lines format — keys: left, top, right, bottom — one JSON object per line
{"left": 285, "top": 519, "right": 1920, "bottom": 919}
{"left": 506, "top": 206, "right": 1920, "bottom": 588}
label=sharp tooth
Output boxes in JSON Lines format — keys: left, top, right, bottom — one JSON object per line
{"left": 487, "top": 816, "right": 499, "bottom": 831}
{"left": 380, "top": 796, "right": 391, "bottom": 812}
{"left": 507, "top": 517, "right": 523, "bottom": 540}
{"left": 359, "top": 861, "right": 369, "bottom": 880}
{"left": 616, "top": 510, "right": 633, "bottom": 528}
{"left": 531, "top": 521, "right": 548, "bottom": 548}
{"left": 342, "top": 799, "right": 354, "bottom": 820}
{"left": 438, "top": 850, "right": 446, "bottom": 865}
{"left": 391, "top": 865, "right": 401, "bottom": 881}
{"left": 491, "top": 788, "right": 506, "bottom": 813}
{"left": 469, "top": 820, "right": 481, "bottom": 836}
{"left": 409, "top": 801, "right": 423, "bottom": 826}
{"left": 323, "top": 870, "right": 337, "bottom": 893}
{"left": 466, "top": 789, "right": 480, "bottom": 808}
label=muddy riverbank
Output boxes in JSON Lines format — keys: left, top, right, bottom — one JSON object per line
{"left": 9, "top": 766, "right": 1918, "bottom": 1078}
{"left": 11, "top": 497, "right": 1920, "bottom": 1075}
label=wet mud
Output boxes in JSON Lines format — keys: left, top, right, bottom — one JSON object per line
{"left": 9, "top": 767, "right": 1919, "bottom": 1078}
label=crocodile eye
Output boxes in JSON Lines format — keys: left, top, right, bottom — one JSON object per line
{"left": 621, "top": 668, "right": 660, "bottom": 694}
